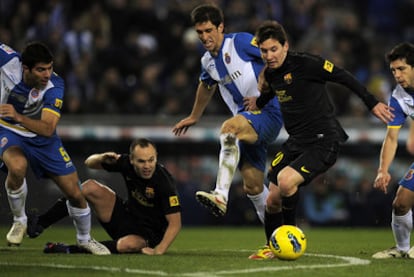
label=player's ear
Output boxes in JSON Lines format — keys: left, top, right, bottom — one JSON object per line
{"left": 218, "top": 23, "right": 224, "bottom": 33}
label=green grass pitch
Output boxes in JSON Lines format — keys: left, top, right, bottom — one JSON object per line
{"left": 0, "top": 225, "right": 412, "bottom": 277}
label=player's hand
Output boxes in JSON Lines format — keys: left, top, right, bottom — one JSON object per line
{"left": 141, "top": 246, "right": 163, "bottom": 255}
{"left": 372, "top": 103, "right": 394, "bottom": 124}
{"left": 0, "top": 104, "right": 20, "bottom": 121}
{"left": 243, "top": 97, "right": 259, "bottom": 111}
{"left": 172, "top": 117, "right": 197, "bottom": 136}
{"left": 373, "top": 171, "right": 391, "bottom": 194}
{"left": 102, "top": 152, "right": 120, "bottom": 164}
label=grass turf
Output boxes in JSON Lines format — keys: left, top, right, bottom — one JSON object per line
{"left": 0, "top": 225, "right": 412, "bottom": 277}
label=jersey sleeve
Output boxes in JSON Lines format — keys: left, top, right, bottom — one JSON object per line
{"left": 158, "top": 166, "right": 181, "bottom": 215}
{"left": 0, "top": 44, "right": 18, "bottom": 67}
{"left": 233, "top": 32, "right": 262, "bottom": 60}
{"left": 42, "top": 74, "right": 65, "bottom": 117}
{"left": 388, "top": 96, "right": 406, "bottom": 127}
{"left": 306, "top": 54, "right": 378, "bottom": 110}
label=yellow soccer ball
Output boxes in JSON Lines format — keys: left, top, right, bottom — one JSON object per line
{"left": 269, "top": 225, "right": 307, "bottom": 260}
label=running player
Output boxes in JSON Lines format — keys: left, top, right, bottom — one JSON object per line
{"left": 251, "top": 20, "right": 393, "bottom": 259}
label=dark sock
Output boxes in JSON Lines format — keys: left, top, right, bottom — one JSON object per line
{"left": 264, "top": 211, "right": 283, "bottom": 244}
{"left": 38, "top": 197, "right": 69, "bottom": 228}
{"left": 100, "top": 240, "right": 119, "bottom": 254}
{"left": 282, "top": 191, "right": 299, "bottom": 225}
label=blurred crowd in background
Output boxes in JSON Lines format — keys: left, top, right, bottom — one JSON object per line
{"left": 1, "top": 0, "right": 413, "bottom": 117}
{"left": 0, "top": 0, "right": 412, "bottom": 227}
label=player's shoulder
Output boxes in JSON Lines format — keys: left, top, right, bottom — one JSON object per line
{"left": 49, "top": 72, "right": 65, "bottom": 88}
{"left": 0, "top": 43, "right": 19, "bottom": 66}
{"left": 229, "top": 32, "right": 256, "bottom": 47}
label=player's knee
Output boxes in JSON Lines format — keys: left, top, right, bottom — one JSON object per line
{"left": 243, "top": 182, "right": 262, "bottom": 195}
{"left": 220, "top": 118, "right": 240, "bottom": 135}
{"left": 117, "top": 236, "right": 147, "bottom": 253}
{"left": 80, "top": 179, "right": 100, "bottom": 198}
{"left": 392, "top": 198, "right": 411, "bottom": 215}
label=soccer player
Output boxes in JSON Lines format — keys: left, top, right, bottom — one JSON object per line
{"left": 0, "top": 41, "right": 109, "bottom": 254}
{"left": 372, "top": 42, "right": 414, "bottom": 259}
{"left": 29, "top": 138, "right": 182, "bottom": 255}
{"left": 172, "top": 4, "right": 283, "bottom": 233}
{"left": 251, "top": 20, "right": 394, "bottom": 259}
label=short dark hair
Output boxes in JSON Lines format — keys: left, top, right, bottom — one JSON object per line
{"left": 21, "top": 41, "right": 53, "bottom": 69}
{"left": 190, "top": 4, "right": 224, "bottom": 28}
{"left": 129, "top": 138, "right": 157, "bottom": 154}
{"left": 386, "top": 42, "right": 414, "bottom": 67}
{"left": 255, "top": 20, "right": 288, "bottom": 46}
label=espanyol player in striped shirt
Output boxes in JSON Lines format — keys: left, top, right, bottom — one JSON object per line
{"left": 172, "top": 4, "right": 283, "bottom": 230}
{"left": 0, "top": 41, "right": 109, "bottom": 254}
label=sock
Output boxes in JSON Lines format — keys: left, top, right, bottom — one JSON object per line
{"left": 66, "top": 200, "right": 91, "bottom": 243}
{"left": 282, "top": 191, "right": 299, "bottom": 226}
{"left": 100, "top": 240, "right": 119, "bottom": 254}
{"left": 247, "top": 185, "right": 269, "bottom": 224}
{"left": 214, "top": 133, "right": 240, "bottom": 201}
{"left": 38, "top": 197, "right": 69, "bottom": 229}
{"left": 392, "top": 209, "right": 412, "bottom": 252}
{"left": 6, "top": 178, "right": 28, "bottom": 224}
{"left": 264, "top": 211, "right": 283, "bottom": 243}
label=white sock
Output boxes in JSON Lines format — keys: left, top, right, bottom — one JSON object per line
{"left": 6, "top": 178, "right": 28, "bottom": 225}
{"left": 66, "top": 200, "right": 92, "bottom": 243}
{"left": 247, "top": 185, "right": 269, "bottom": 224}
{"left": 215, "top": 133, "right": 240, "bottom": 201}
{"left": 392, "top": 209, "right": 412, "bottom": 252}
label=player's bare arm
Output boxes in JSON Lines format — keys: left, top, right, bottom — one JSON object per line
{"left": 374, "top": 128, "right": 399, "bottom": 194}
{"left": 0, "top": 104, "right": 59, "bottom": 137}
{"left": 172, "top": 82, "right": 216, "bottom": 136}
{"left": 85, "top": 152, "right": 120, "bottom": 169}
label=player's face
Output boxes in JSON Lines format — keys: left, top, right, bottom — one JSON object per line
{"left": 259, "top": 38, "right": 289, "bottom": 69}
{"left": 194, "top": 21, "right": 224, "bottom": 56}
{"left": 130, "top": 145, "right": 157, "bottom": 179}
{"left": 389, "top": 58, "right": 414, "bottom": 90}
{"left": 23, "top": 62, "right": 53, "bottom": 90}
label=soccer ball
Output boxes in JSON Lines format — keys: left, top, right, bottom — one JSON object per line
{"left": 269, "top": 225, "right": 307, "bottom": 260}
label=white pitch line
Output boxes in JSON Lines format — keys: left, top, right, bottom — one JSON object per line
{"left": 0, "top": 252, "right": 370, "bottom": 276}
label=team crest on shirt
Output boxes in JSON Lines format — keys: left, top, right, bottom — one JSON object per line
{"left": 284, "top": 73, "right": 292, "bottom": 84}
{"left": 145, "top": 187, "right": 155, "bottom": 199}
{"left": 404, "top": 169, "right": 414, "bottom": 181}
{"left": 30, "top": 88, "right": 39, "bottom": 98}
{"left": 224, "top": 52, "right": 231, "bottom": 64}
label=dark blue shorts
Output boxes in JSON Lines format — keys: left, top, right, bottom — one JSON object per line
{"left": 0, "top": 128, "right": 76, "bottom": 178}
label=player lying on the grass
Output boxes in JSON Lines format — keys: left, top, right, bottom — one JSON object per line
{"left": 372, "top": 42, "right": 414, "bottom": 259}
{"left": 0, "top": 41, "right": 109, "bottom": 255}
{"left": 29, "top": 138, "right": 182, "bottom": 255}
